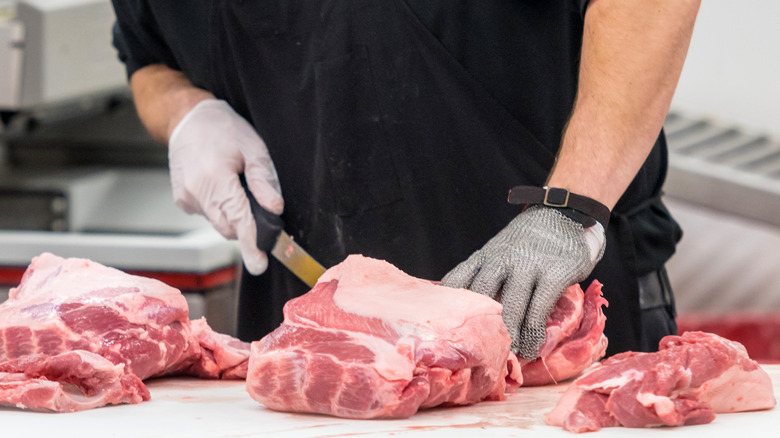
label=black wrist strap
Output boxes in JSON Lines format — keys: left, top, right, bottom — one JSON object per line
{"left": 507, "top": 186, "right": 611, "bottom": 230}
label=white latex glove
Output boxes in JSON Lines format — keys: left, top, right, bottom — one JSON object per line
{"left": 168, "top": 99, "right": 283, "bottom": 275}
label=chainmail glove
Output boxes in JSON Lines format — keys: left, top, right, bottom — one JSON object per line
{"left": 441, "top": 205, "right": 605, "bottom": 360}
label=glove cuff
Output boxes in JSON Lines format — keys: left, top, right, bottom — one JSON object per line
{"left": 507, "top": 186, "right": 611, "bottom": 230}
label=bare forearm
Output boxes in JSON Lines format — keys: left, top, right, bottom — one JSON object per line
{"left": 546, "top": 0, "right": 700, "bottom": 210}
{"left": 130, "top": 64, "right": 214, "bottom": 144}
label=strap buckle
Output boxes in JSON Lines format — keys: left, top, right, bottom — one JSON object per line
{"left": 542, "top": 186, "right": 570, "bottom": 208}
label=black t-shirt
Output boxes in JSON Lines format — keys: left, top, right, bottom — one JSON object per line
{"left": 111, "top": 0, "right": 676, "bottom": 267}
{"left": 111, "top": 0, "right": 681, "bottom": 349}
{"left": 113, "top": 0, "right": 587, "bottom": 159}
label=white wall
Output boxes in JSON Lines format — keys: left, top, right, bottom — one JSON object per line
{"left": 672, "top": 1, "right": 780, "bottom": 137}
{"left": 666, "top": 2, "right": 780, "bottom": 315}
{"left": 665, "top": 197, "right": 780, "bottom": 314}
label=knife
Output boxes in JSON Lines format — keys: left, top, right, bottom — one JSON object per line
{"left": 240, "top": 174, "right": 327, "bottom": 287}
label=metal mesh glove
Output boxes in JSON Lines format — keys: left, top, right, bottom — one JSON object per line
{"left": 441, "top": 206, "right": 605, "bottom": 360}
{"left": 168, "top": 99, "right": 283, "bottom": 275}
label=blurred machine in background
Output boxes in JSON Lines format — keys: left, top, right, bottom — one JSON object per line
{"left": 0, "top": 0, "right": 241, "bottom": 335}
{"left": 662, "top": 111, "right": 780, "bottom": 315}
{"left": 0, "top": 0, "right": 125, "bottom": 110}
{"left": 662, "top": 111, "right": 780, "bottom": 362}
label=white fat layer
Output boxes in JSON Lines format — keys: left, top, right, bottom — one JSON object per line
{"left": 4, "top": 253, "right": 187, "bottom": 328}
{"left": 636, "top": 392, "right": 675, "bottom": 416}
{"left": 327, "top": 256, "right": 502, "bottom": 331}
{"left": 697, "top": 364, "right": 776, "bottom": 413}
{"left": 579, "top": 369, "right": 644, "bottom": 391}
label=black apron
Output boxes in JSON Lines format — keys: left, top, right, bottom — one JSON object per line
{"left": 201, "top": 1, "right": 681, "bottom": 353}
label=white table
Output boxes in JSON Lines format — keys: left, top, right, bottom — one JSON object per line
{"left": 5, "top": 366, "right": 778, "bottom": 438}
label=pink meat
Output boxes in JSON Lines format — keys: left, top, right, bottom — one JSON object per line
{"left": 0, "top": 350, "right": 149, "bottom": 412}
{"left": 545, "top": 331, "right": 777, "bottom": 433}
{"left": 246, "top": 255, "right": 522, "bottom": 419}
{"left": 187, "top": 317, "right": 252, "bottom": 379}
{"left": 520, "top": 281, "right": 608, "bottom": 386}
{"left": 0, "top": 252, "right": 251, "bottom": 412}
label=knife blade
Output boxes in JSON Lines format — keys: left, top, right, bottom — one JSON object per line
{"left": 240, "top": 174, "right": 326, "bottom": 287}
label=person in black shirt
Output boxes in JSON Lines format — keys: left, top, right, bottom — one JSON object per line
{"left": 111, "top": 0, "right": 700, "bottom": 359}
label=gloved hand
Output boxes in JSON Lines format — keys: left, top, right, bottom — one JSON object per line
{"left": 168, "top": 99, "right": 284, "bottom": 275}
{"left": 441, "top": 206, "right": 605, "bottom": 360}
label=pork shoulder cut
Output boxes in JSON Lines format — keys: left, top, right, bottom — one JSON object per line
{"left": 545, "top": 331, "right": 777, "bottom": 433}
{"left": 519, "top": 280, "right": 608, "bottom": 386}
{"left": 246, "top": 255, "right": 523, "bottom": 419}
{"left": 0, "top": 350, "right": 149, "bottom": 412}
{"left": 0, "top": 252, "right": 251, "bottom": 412}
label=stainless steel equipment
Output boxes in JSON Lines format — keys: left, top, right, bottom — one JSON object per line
{"left": 663, "top": 110, "right": 780, "bottom": 227}
{"left": 0, "top": 0, "right": 126, "bottom": 110}
{"left": 663, "top": 110, "right": 780, "bottom": 316}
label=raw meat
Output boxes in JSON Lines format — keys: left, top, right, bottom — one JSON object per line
{"left": 246, "top": 255, "right": 522, "bottom": 419}
{"left": 0, "top": 252, "right": 251, "bottom": 411}
{"left": 188, "top": 317, "right": 252, "bottom": 379}
{"left": 677, "top": 313, "right": 780, "bottom": 363}
{"left": 545, "top": 331, "right": 777, "bottom": 433}
{"left": 1, "top": 252, "right": 197, "bottom": 379}
{"left": 520, "top": 281, "right": 608, "bottom": 386}
{"left": 0, "top": 350, "right": 149, "bottom": 412}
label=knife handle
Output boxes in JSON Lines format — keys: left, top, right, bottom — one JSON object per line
{"left": 239, "top": 173, "right": 284, "bottom": 253}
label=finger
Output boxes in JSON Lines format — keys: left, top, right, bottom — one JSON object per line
{"left": 468, "top": 263, "right": 506, "bottom": 300}
{"left": 244, "top": 162, "right": 284, "bottom": 215}
{"left": 171, "top": 188, "right": 201, "bottom": 216}
{"left": 440, "top": 255, "right": 480, "bottom": 290}
{"left": 211, "top": 174, "right": 269, "bottom": 275}
{"left": 235, "top": 209, "right": 269, "bottom": 275}
{"left": 500, "top": 269, "right": 537, "bottom": 356}
{"left": 200, "top": 174, "right": 249, "bottom": 240}
{"left": 517, "top": 277, "right": 568, "bottom": 360}
{"left": 169, "top": 163, "right": 203, "bottom": 216}
{"left": 235, "top": 120, "right": 284, "bottom": 216}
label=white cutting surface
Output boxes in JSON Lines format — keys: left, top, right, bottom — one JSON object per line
{"left": 4, "top": 366, "right": 778, "bottom": 438}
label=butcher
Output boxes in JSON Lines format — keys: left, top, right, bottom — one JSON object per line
{"left": 110, "top": 0, "right": 700, "bottom": 360}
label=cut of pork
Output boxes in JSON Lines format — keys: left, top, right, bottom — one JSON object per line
{"left": 0, "top": 252, "right": 251, "bottom": 412}
{"left": 246, "top": 255, "right": 522, "bottom": 419}
{"left": 545, "top": 331, "right": 777, "bottom": 433}
{"left": 0, "top": 350, "right": 149, "bottom": 412}
{"left": 187, "top": 317, "right": 251, "bottom": 379}
{"left": 520, "top": 281, "right": 608, "bottom": 386}
{"left": 0, "top": 252, "right": 198, "bottom": 379}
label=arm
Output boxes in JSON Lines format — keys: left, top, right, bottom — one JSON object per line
{"left": 547, "top": 0, "right": 701, "bottom": 209}
{"left": 129, "top": 64, "right": 213, "bottom": 143}
{"left": 110, "top": 7, "right": 281, "bottom": 273}
{"left": 442, "top": 0, "right": 701, "bottom": 360}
